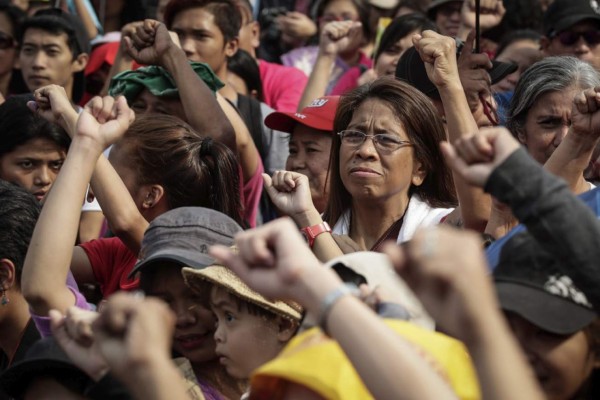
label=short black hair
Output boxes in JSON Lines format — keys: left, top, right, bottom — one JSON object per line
{"left": 0, "top": 180, "right": 41, "bottom": 287}
{"left": 0, "top": 94, "right": 70, "bottom": 159}
{"left": 17, "top": 9, "right": 90, "bottom": 59}
{"left": 375, "top": 13, "right": 438, "bottom": 61}
{"left": 227, "top": 49, "right": 264, "bottom": 101}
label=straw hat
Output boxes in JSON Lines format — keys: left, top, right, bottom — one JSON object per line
{"left": 182, "top": 264, "right": 303, "bottom": 322}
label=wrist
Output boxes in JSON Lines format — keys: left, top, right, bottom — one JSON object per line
{"left": 293, "top": 208, "right": 323, "bottom": 228}
{"left": 296, "top": 267, "right": 344, "bottom": 314}
{"left": 160, "top": 45, "right": 186, "bottom": 71}
{"left": 70, "top": 136, "right": 106, "bottom": 155}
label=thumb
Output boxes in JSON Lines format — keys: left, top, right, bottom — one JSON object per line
{"left": 262, "top": 173, "right": 280, "bottom": 199}
{"left": 115, "top": 96, "right": 135, "bottom": 126}
{"left": 440, "top": 141, "right": 470, "bottom": 177}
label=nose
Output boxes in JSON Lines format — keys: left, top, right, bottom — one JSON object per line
{"left": 554, "top": 124, "right": 569, "bottom": 147}
{"left": 574, "top": 35, "right": 591, "bottom": 51}
{"left": 286, "top": 154, "right": 306, "bottom": 172}
{"left": 32, "top": 51, "right": 47, "bottom": 69}
{"left": 213, "top": 321, "right": 225, "bottom": 343}
{"left": 174, "top": 303, "right": 196, "bottom": 329}
{"left": 506, "top": 71, "right": 519, "bottom": 85}
{"left": 354, "top": 136, "right": 379, "bottom": 159}
{"left": 180, "top": 37, "right": 197, "bottom": 60}
{"left": 33, "top": 166, "right": 52, "bottom": 187}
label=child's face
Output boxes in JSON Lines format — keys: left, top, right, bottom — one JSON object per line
{"left": 211, "top": 287, "right": 283, "bottom": 379}
{"left": 146, "top": 267, "right": 217, "bottom": 365}
{"left": 507, "top": 313, "right": 599, "bottom": 400}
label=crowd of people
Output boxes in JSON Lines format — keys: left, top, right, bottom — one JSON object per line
{"left": 0, "top": 0, "right": 599, "bottom": 399}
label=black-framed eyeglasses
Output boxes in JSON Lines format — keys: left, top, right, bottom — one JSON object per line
{"left": 551, "top": 30, "right": 600, "bottom": 46}
{"left": 0, "top": 32, "right": 15, "bottom": 50}
{"left": 338, "top": 130, "right": 412, "bottom": 152}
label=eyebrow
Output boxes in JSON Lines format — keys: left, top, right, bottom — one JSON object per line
{"left": 210, "top": 299, "right": 233, "bottom": 310}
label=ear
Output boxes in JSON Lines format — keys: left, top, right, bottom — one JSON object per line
{"left": 276, "top": 316, "right": 298, "bottom": 343}
{"left": 515, "top": 128, "right": 527, "bottom": 145}
{"left": 225, "top": 37, "right": 239, "bottom": 58}
{"left": 140, "top": 184, "right": 166, "bottom": 210}
{"left": 71, "top": 52, "right": 89, "bottom": 73}
{"left": 250, "top": 21, "right": 260, "bottom": 49}
{"left": 0, "top": 259, "right": 17, "bottom": 290}
{"left": 540, "top": 36, "right": 551, "bottom": 53}
{"left": 411, "top": 159, "right": 427, "bottom": 187}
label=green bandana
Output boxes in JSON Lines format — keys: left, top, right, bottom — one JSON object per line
{"left": 108, "top": 62, "right": 224, "bottom": 103}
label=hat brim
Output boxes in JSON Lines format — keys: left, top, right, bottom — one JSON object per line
{"left": 496, "top": 282, "right": 596, "bottom": 335}
{"left": 130, "top": 249, "right": 216, "bottom": 278}
{"left": 264, "top": 111, "right": 332, "bottom": 134}
{"left": 551, "top": 14, "right": 600, "bottom": 36}
{"left": 0, "top": 359, "right": 89, "bottom": 397}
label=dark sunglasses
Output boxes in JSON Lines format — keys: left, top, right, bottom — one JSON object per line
{"left": 0, "top": 32, "right": 15, "bottom": 50}
{"left": 553, "top": 30, "right": 600, "bottom": 46}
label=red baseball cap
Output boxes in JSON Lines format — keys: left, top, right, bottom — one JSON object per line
{"left": 265, "top": 96, "right": 340, "bottom": 134}
{"left": 85, "top": 41, "right": 120, "bottom": 77}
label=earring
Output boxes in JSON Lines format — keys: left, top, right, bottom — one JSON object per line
{"left": 1, "top": 289, "right": 9, "bottom": 306}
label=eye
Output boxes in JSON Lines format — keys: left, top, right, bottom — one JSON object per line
{"left": 46, "top": 49, "right": 60, "bottom": 56}
{"left": 225, "top": 312, "right": 235, "bottom": 323}
{"left": 50, "top": 160, "right": 64, "bottom": 170}
{"left": 21, "top": 47, "right": 35, "bottom": 55}
{"left": 131, "top": 101, "right": 146, "bottom": 113}
{"left": 342, "top": 130, "right": 365, "bottom": 144}
{"left": 288, "top": 146, "right": 298, "bottom": 155}
{"left": 18, "top": 160, "right": 33, "bottom": 169}
{"left": 306, "top": 147, "right": 319, "bottom": 153}
{"left": 375, "top": 134, "right": 403, "bottom": 149}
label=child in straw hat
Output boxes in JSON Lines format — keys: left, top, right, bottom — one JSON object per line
{"left": 182, "top": 261, "right": 302, "bottom": 383}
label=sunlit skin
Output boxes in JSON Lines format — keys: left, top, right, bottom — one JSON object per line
{"left": 0, "top": 137, "right": 65, "bottom": 202}
{"left": 519, "top": 86, "right": 578, "bottom": 164}
{"left": 146, "top": 267, "right": 217, "bottom": 366}
{"left": 285, "top": 124, "right": 332, "bottom": 213}
{"left": 19, "top": 29, "right": 86, "bottom": 99}
{"left": 374, "top": 31, "right": 418, "bottom": 78}
{"left": 171, "top": 7, "right": 236, "bottom": 77}
{"left": 340, "top": 99, "right": 425, "bottom": 206}
{"left": 543, "top": 20, "right": 600, "bottom": 70}
{"left": 492, "top": 39, "right": 541, "bottom": 93}
{"left": 211, "top": 287, "right": 285, "bottom": 379}
{"left": 507, "top": 313, "right": 599, "bottom": 400}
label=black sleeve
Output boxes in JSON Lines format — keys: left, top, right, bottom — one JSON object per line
{"left": 484, "top": 147, "right": 600, "bottom": 311}
{"left": 84, "top": 373, "right": 133, "bottom": 400}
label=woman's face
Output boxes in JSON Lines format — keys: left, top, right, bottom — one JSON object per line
{"left": 0, "top": 12, "right": 17, "bottom": 78}
{"left": 375, "top": 31, "right": 418, "bottom": 78}
{"left": 492, "top": 39, "right": 541, "bottom": 93}
{"left": 319, "top": 0, "right": 360, "bottom": 30}
{"left": 286, "top": 125, "right": 332, "bottom": 213}
{"left": 145, "top": 266, "right": 217, "bottom": 365}
{"left": 339, "top": 98, "right": 424, "bottom": 204}
{"left": 507, "top": 313, "right": 599, "bottom": 400}
{"left": 519, "top": 86, "right": 578, "bottom": 164}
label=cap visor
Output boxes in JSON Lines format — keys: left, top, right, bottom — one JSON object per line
{"left": 130, "top": 249, "right": 215, "bottom": 278}
{"left": 496, "top": 282, "right": 596, "bottom": 335}
{"left": 553, "top": 14, "right": 600, "bottom": 35}
{"left": 265, "top": 111, "right": 333, "bottom": 133}
{"left": 489, "top": 61, "right": 518, "bottom": 85}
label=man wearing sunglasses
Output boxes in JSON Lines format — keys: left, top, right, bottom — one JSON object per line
{"left": 541, "top": 0, "right": 600, "bottom": 70}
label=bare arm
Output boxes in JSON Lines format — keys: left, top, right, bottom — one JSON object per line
{"left": 298, "top": 21, "right": 362, "bottom": 110}
{"left": 78, "top": 210, "right": 105, "bottom": 243}
{"left": 71, "top": 0, "right": 99, "bottom": 39}
{"left": 414, "top": 31, "right": 491, "bottom": 231}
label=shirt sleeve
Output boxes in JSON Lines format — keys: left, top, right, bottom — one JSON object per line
{"left": 30, "top": 285, "right": 93, "bottom": 337}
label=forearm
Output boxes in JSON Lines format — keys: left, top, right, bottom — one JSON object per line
{"left": 440, "top": 85, "right": 491, "bottom": 230}
{"left": 90, "top": 156, "right": 148, "bottom": 254}
{"left": 544, "top": 131, "right": 598, "bottom": 194}
{"left": 161, "top": 48, "right": 236, "bottom": 151}
{"left": 72, "top": 0, "right": 99, "bottom": 39}
{"left": 78, "top": 211, "right": 104, "bottom": 243}
{"left": 486, "top": 148, "right": 600, "bottom": 309}
{"left": 300, "top": 270, "right": 457, "bottom": 400}
{"left": 100, "top": 49, "right": 133, "bottom": 97}
{"left": 298, "top": 53, "right": 335, "bottom": 110}
{"left": 23, "top": 139, "right": 103, "bottom": 314}
{"left": 466, "top": 314, "right": 544, "bottom": 400}
{"left": 294, "top": 208, "right": 343, "bottom": 262}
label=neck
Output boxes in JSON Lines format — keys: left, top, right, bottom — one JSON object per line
{"left": 194, "top": 359, "right": 245, "bottom": 400}
{"left": 0, "top": 71, "right": 11, "bottom": 97}
{"left": 349, "top": 193, "right": 410, "bottom": 250}
{"left": 0, "top": 292, "right": 31, "bottom": 361}
{"left": 218, "top": 83, "right": 239, "bottom": 104}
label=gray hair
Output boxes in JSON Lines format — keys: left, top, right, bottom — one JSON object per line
{"left": 506, "top": 56, "right": 600, "bottom": 137}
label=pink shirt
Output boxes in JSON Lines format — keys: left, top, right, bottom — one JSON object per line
{"left": 259, "top": 60, "right": 307, "bottom": 112}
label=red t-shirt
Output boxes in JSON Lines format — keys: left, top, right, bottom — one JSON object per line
{"left": 79, "top": 237, "right": 139, "bottom": 298}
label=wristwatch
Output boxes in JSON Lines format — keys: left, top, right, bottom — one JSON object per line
{"left": 301, "top": 221, "right": 331, "bottom": 248}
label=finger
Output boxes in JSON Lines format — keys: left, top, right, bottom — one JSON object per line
{"left": 235, "top": 230, "right": 275, "bottom": 267}
{"left": 440, "top": 141, "right": 471, "bottom": 177}
{"left": 585, "top": 89, "right": 599, "bottom": 114}
{"left": 115, "top": 96, "right": 135, "bottom": 126}
{"left": 85, "top": 96, "right": 104, "bottom": 118}
{"left": 97, "top": 96, "right": 115, "bottom": 124}
{"left": 49, "top": 309, "right": 65, "bottom": 332}
{"left": 283, "top": 172, "right": 296, "bottom": 189}
{"left": 27, "top": 100, "right": 39, "bottom": 112}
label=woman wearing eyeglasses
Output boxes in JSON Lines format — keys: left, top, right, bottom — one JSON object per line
{"left": 263, "top": 76, "right": 457, "bottom": 259}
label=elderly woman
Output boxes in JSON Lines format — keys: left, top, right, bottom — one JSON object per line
{"left": 506, "top": 56, "right": 600, "bottom": 193}
{"left": 264, "top": 76, "right": 457, "bottom": 256}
